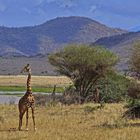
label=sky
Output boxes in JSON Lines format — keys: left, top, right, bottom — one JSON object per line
{"left": 0, "top": 0, "right": 140, "bottom": 31}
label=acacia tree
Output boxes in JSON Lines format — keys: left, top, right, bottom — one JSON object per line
{"left": 125, "top": 42, "right": 140, "bottom": 118}
{"left": 49, "top": 44, "right": 118, "bottom": 101}
{"left": 129, "top": 42, "right": 140, "bottom": 79}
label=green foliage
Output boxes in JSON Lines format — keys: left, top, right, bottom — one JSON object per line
{"left": 98, "top": 72, "right": 130, "bottom": 103}
{"left": 60, "top": 71, "right": 130, "bottom": 104}
{"left": 49, "top": 44, "right": 118, "bottom": 74}
{"left": 124, "top": 82, "right": 140, "bottom": 118}
{"left": 129, "top": 41, "right": 140, "bottom": 79}
{"left": 124, "top": 42, "right": 140, "bottom": 118}
{"left": 126, "top": 98, "right": 140, "bottom": 108}
{"left": 127, "top": 82, "right": 140, "bottom": 99}
{"left": 49, "top": 44, "right": 118, "bottom": 103}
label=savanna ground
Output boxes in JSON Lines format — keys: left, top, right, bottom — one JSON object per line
{"left": 0, "top": 104, "right": 140, "bottom": 140}
{"left": 0, "top": 76, "right": 140, "bottom": 140}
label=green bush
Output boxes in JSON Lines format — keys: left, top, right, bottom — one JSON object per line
{"left": 124, "top": 82, "right": 140, "bottom": 119}
{"left": 61, "top": 72, "right": 130, "bottom": 104}
{"left": 94, "top": 72, "right": 130, "bottom": 103}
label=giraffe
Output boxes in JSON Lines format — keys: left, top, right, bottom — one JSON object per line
{"left": 18, "top": 64, "right": 36, "bottom": 131}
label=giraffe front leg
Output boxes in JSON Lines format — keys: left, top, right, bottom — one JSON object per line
{"left": 25, "top": 109, "right": 29, "bottom": 131}
{"left": 31, "top": 107, "right": 36, "bottom": 131}
{"left": 18, "top": 113, "right": 23, "bottom": 131}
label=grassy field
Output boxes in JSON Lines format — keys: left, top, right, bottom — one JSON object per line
{"left": 0, "top": 75, "right": 71, "bottom": 92}
{"left": 0, "top": 104, "right": 140, "bottom": 140}
{"left": 0, "top": 86, "right": 64, "bottom": 93}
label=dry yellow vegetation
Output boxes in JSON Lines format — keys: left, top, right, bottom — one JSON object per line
{"left": 0, "top": 104, "right": 140, "bottom": 140}
{"left": 0, "top": 75, "right": 71, "bottom": 87}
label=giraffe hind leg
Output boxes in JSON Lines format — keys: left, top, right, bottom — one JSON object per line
{"left": 31, "top": 107, "right": 36, "bottom": 131}
{"left": 25, "top": 109, "right": 29, "bottom": 131}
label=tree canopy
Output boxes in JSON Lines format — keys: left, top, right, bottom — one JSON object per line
{"left": 130, "top": 42, "right": 140, "bottom": 79}
{"left": 49, "top": 44, "right": 118, "bottom": 102}
{"left": 124, "top": 41, "right": 140, "bottom": 118}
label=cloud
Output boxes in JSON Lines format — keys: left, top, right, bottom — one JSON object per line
{"left": 46, "top": 0, "right": 76, "bottom": 8}
{"left": 22, "top": 7, "right": 31, "bottom": 14}
{"left": 34, "top": 0, "right": 45, "bottom": 5}
{"left": 90, "top": 5, "right": 97, "bottom": 13}
{"left": 46, "top": 0, "right": 56, "bottom": 3}
{"left": 60, "top": 0, "right": 76, "bottom": 8}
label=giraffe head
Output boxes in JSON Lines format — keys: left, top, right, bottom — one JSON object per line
{"left": 21, "top": 64, "right": 31, "bottom": 74}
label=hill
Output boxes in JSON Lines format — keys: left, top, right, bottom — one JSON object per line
{"left": 94, "top": 32, "right": 140, "bottom": 70}
{"left": 0, "top": 55, "right": 54, "bottom": 75}
{"left": 0, "top": 16, "right": 126, "bottom": 56}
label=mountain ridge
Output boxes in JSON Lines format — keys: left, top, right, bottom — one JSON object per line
{"left": 94, "top": 31, "right": 140, "bottom": 70}
{"left": 0, "top": 16, "right": 127, "bottom": 56}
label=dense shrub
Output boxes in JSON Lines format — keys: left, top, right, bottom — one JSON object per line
{"left": 98, "top": 72, "right": 130, "bottom": 103}
{"left": 129, "top": 42, "right": 140, "bottom": 79}
{"left": 124, "top": 42, "right": 140, "bottom": 118}
{"left": 124, "top": 82, "right": 140, "bottom": 119}
{"left": 60, "top": 72, "right": 130, "bottom": 104}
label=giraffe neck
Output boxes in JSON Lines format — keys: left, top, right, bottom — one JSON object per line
{"left": 26, "top": 72, "right": 32, "bottom": 93}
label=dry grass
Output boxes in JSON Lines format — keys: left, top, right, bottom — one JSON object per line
{"left": 0, "top": 75, "right": 71, "bottom": 87}
{"left": 0, "top": 104, "right": 140, "bottom": 140}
